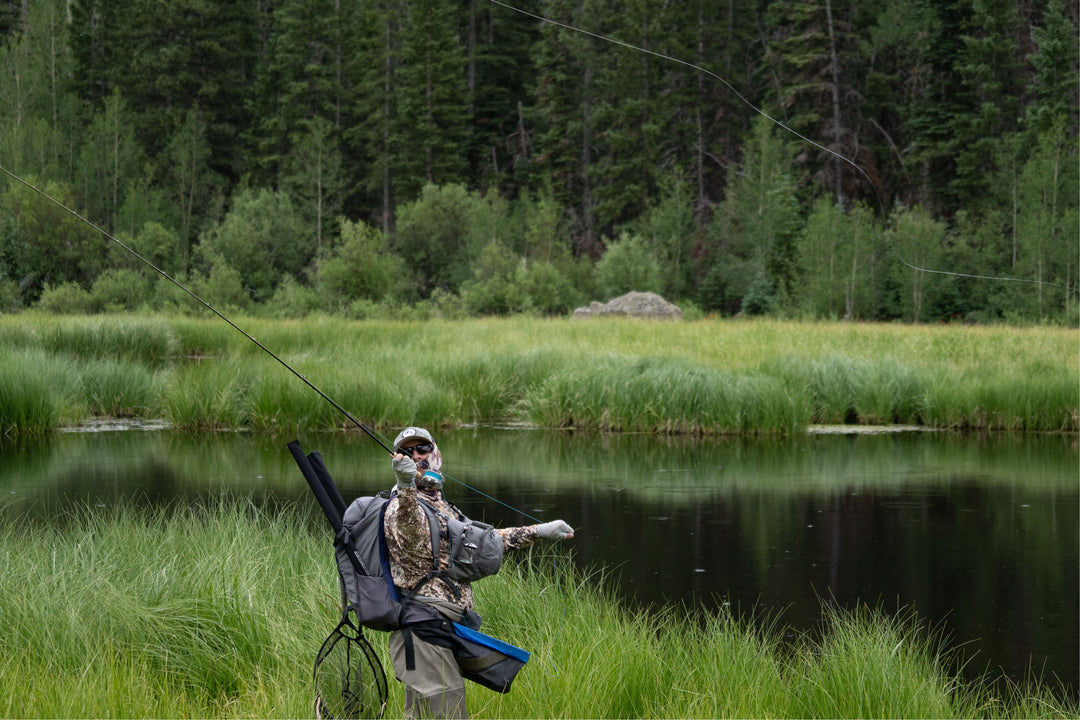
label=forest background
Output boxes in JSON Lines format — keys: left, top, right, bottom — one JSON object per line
{"left": 0, "top": 0, "right": 1076, "bottom": 325}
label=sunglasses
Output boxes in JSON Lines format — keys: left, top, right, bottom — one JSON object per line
{"left": 401, "top": 442, "right": 434, "bottom": 456}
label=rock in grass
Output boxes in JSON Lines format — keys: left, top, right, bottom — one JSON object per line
{"left": 572, "top": 291, "right": 683, "bottom": 320}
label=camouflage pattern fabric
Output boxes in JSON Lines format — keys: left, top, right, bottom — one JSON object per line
{"left": 384, "top": 485, "right": 540, "bottom": 609}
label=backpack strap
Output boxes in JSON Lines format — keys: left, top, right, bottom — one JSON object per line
{"left": 388, "top": 495, "right": 465, "bottom": 604}
{"left": 376, "top": 502, "right": 402, "bottom": 603}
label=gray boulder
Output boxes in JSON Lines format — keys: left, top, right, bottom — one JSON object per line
{"left": 572, "top": 291, "right": 683, "bottom": 320}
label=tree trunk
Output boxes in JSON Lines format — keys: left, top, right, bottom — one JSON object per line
{"left": 695, "top": 2, "right": 706, "bottom": 223}
{"left": 581, "top": 65, "right": 595, "bottom": 254}
{"left": 824, "top": 0, "right": 843, "bottom": 203}
{"left": 517, "top": 100, "right": 528, "bottom": 162}
{"left": 382, "top": 16, "right": 392, "bottom": 234}
{"left": 467, "top": 0, "right": 477, "bottom": 98}
{"left": 425, "top": 59, "right": 433, "bottom": 182}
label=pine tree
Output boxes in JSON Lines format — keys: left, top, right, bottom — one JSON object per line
{"left": 343, "top": 0, "right": 402, "bottom": 232}
{"left": 688, "top": 0, "right": 759, "bottom": 225}
{"left": 761, "top": 0, "right": 881, "bottom": 206}
{"left": 393, "top": 0, "right": 469, "bottom": 202}
{"left": 68, "top": 0, "right": 120, "bottom": 106}
{"left": 529, "top": 0, "right": 597, "bottom": 255}
{"left": 0, "top": 1, "right": 24, "bottom": 39}
{"left": 898, "top": 0, "right": 970, "bottom": 214}
{"left": 581, "top": 0, "right": 665, "bottom": 233}
{"left": 1025, "top": 0, "right": 1079, "bottom": 135}
{"left": 463, "top": 0, "right": 541, "bottom": 193}
{"left": 702, "top": 115, "right": 802, "bottom": 314}
{"left": 859, "top": 0, "right": 936, "bottom": 207}
{"left": 247, "top": 0, "right": 361, "bottom": 184}
{"left": 950, "top": 0, "right": 1025, "bottom": 210}
{"left": 70, "top": 0, "right": 257, "bottom": 182}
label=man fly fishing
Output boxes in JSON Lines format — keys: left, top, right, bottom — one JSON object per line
{"left": 385, "top": 427, "right": 573, "bottom": 719}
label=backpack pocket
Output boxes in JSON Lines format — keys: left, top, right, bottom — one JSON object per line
{"left": 445, "top": 517, "right": 504, "bottom": 583}
{"left": 335, "top": 546, "right": 401, "bottom": 632}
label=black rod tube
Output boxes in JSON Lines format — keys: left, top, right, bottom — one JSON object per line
{"left": 289, "top": 440, "right": 342, "bottom": 531}
{"left": 309, "top": 450, "right": 348, "bottom": 519}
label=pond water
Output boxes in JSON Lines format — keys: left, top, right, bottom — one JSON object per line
{"left": 1, "top": 426, "right": 1076, "bottom": 697}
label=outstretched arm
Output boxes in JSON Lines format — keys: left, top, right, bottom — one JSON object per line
{"left": 498, "top": 520, "right": 574, "bottom": 551}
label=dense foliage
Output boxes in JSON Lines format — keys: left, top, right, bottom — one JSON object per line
{"left": 0, "top": 0, "right": 1076, "bottom": 323}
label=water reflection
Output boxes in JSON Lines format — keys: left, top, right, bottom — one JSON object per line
{"left": 1, "top": 427, "right": 1076, "bottom": 696}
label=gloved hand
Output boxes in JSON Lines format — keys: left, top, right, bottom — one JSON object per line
{"left": 535, "top": 520, "right": 574, "bottom": 541}
{"left": 392, "top": 454, "right": 418, "bottom": 488}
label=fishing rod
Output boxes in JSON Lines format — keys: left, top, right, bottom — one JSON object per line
{"left": 0, "top": 162, "right": 395, "bottom": 456}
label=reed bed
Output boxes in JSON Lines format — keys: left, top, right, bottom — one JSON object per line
{"left": 0, "top": 314, "right": 179, "bottom": 365}
{"left": 0, "top": 500, "right": 1073, "bottom": 718}
{"left": 0, "top": 314, "right": 1075, "bottom": 435}
{"left": 0, "top": 347, "right": 82, "bottom": 433}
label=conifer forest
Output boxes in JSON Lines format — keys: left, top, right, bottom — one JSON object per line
{"left": 0, "top": 0, "right": 1076, "bottom": 323}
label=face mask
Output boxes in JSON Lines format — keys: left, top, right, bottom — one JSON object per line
{"left": 418, "top": 443, "right": 442, "bottom": 473}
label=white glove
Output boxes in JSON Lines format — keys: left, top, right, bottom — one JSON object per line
{"left": 535, "top": 520, "right": 574, "bottom": 541}
{"left": 392, "top": 455, "right": 418, "bottom": 487}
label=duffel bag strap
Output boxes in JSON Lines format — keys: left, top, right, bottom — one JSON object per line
{"left": 402, "top": 625, "right": 416, "bottom": 671}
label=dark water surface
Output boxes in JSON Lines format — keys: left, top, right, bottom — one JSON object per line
{"left": 2, "top": 427, "right": 1076, "bottom": 697}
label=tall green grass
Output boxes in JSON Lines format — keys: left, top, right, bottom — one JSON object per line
{"left": 0, "top": 501, "right": 329, "bottom": 717}
{"left": 520, "top": 354, "right": 809, "bottom": 434}
{"left": 0, "top": 347, "right": 83, "bottom": 434}
{"left": 81, "top": 357, "right": 164, "bottom": 417}
{"left": 0, "top": 313, "right": 178, "bottom": 365}
{"left": 1, "top": 314, "right": 1075, "bottom": 435}
{"left": 0, "top": 501, "right": 1073, "bottom": 718}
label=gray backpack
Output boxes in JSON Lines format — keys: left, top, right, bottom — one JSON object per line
{"left": 336, "top": 491, "right": 504, "bottom": 631}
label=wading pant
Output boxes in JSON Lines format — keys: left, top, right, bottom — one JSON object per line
{"left": 389, "top": 598, "right": 468, "bottom": 719}
{"left": 389, "top": 628, "right": 466, "bottom": 719}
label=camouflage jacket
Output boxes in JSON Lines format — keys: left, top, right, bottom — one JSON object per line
{"left": 383, "top": 485, "right": 540, "bottom": 609}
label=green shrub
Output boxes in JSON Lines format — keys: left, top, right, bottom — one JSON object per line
{"left": 89, "top": 267, "right": 153, "bottom": 312}
{"left": 460, "top": 242, "right": 524, "bottom": 315}
{"left": 38, "top": 281, "right": 94, "bottom": 314}
{"left": 518, "top": 261, "right": 583, "bottom": 315}
{"left": 189, "top": 253, "right": 251, "bottom": 313}
{"left": 264, "top": 275, "right": 323, "bottom": 319}
{"left": 318, "top": 219, "right": 406, "bottom": 305}
{"left": 197, "top": 188, "right": 311, "bottom": 303}
{"left": 0, "top": 278, "right": 20, "bottom": 312}
{"left": 595, "top": 231, "right": 663, "bottom": 299}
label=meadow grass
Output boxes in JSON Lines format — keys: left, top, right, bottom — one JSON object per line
{"left": 0, "top": 313, "right": 179, "bottom": 365}
{"left": 0, "top": 314, "right": 1075, "bottom": 435}
{"left": 0, "top": 500, "right": 1073, "bottom": 719}
{"left": 0, "top": 347, "right": 85, "bottom": 434}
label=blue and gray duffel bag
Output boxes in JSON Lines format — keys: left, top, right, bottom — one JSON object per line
{"left": 404, "top": 619, "right": 530, "bottom": 693}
